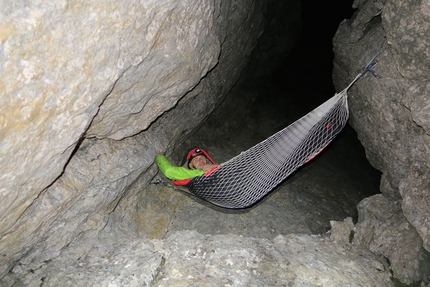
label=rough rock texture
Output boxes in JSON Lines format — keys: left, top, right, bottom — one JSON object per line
{"left": 2, "top": 0, "right": 429, "bottom": 285}
{"left": 0, "top": 0, "right": 301, "bottom": 281}
{"left": 353, "top": 195, "right": 430, "bottom": 284}
{"left": 1, "top": 0, "right": 219, "bottom": 231}
{"left": 333, "top": 0, "right": 430, "bottom": 283}
{"left": 330, "top": 217, "right": 354, "bottom": 244}
{"left": 1, "top": 226, "right": 394, "bottom": 287}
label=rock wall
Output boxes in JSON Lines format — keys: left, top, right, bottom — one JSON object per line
{"left": 0, "top": 0, "right": 301, "bottom": 279}
{"left": 333, "top": 0, "right": 430, "bottom": 283}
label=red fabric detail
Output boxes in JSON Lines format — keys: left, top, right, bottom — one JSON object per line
{"left": 326, "top": 123, "right": 333, "bottom": 128}
{"left": 303, "top": 143, "right": 330, "bottom": 164}
{"left": 172, "top": 178, "right": 192, "bottom": 186}
{"left": 204, "top": 166, "right": 219, "bottom": 177}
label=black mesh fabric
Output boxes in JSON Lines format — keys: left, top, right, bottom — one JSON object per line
{"left": 187, "top": 90, "right": 350, "bottom": 209}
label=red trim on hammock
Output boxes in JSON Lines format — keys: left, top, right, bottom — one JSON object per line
{"left": 172, "top": 178, "right": 192, "bottom": 186}
{"left": 303, "top": 143, "right": 330, "bottom": 164}
{"left": 204, "top": 166, "right": 219, "bottom": 177}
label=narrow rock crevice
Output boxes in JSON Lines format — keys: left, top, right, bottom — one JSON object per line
{"left": 1, "top": 0, "right": 429, "bottom": 285}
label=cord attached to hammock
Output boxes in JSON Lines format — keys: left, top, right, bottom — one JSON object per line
{"left": 173, "top": 52, "right": 382, "bottom": 209}
{"left": 344, "top": 50, "right": 382, "bottom": 91}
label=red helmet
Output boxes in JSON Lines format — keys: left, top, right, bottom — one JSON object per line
{"left": 181, "top": 148, "right": 215, "bottom": 169}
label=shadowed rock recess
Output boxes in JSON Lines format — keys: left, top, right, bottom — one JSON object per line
{"left": 0, "top": 0, "right": 429, "bottom": 286}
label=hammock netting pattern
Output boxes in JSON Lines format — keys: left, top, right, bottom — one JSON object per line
{"left": 187, "top": 89, "right": 349, "bottom": 209}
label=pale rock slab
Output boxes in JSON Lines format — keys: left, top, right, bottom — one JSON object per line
{"left": 1, "top": 229, "right": 394, "bottom": 287}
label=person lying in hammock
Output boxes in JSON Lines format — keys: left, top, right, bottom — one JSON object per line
{"left": 156, "top": 147, "right": 219, "bottom": 186}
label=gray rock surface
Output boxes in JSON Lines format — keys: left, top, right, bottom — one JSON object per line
{"left": 0, "top": 0, "right": 221, "bottom": 272}
{"left": 330, "top": 217, "right": 354, "bottom": 244}
{"left": 2, "top": 227, "right": 393, "bottom": 287}
{"left": 353, "top": 195, "right": 430, "bottom": 284}
{"left": 1, "top": 0, "right": 430, "bottom": 285}
{"left": 0, "top": 0, "right": 302, "bottom": 282}
{"left": 333, "top": 0, "right": 430, "bottom": 283}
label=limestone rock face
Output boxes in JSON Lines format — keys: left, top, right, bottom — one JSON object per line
{"left": 333, "top": 0, "right": 430, "bottom": 283}
{"left": 0, "top": 0, "right": 301, "bottom": 278}
{"left": 353, "top": 195, "right": 430, "bottom": 284}
{"left": 1, "top": 228, "right": 394, "bottom": 287}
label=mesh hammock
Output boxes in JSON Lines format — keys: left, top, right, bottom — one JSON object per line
{"left": 187, "top": 90, "right": 348, "bottom": 208}
{"left": 182, "top": 53, "right": 380, "bottom": 209}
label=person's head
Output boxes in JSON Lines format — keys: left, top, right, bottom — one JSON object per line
{"left": 189, "top": 154, "right": 207, "bottom": 170}
{"left": 182, "top": 148, "right": 215, "bottom": 169}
